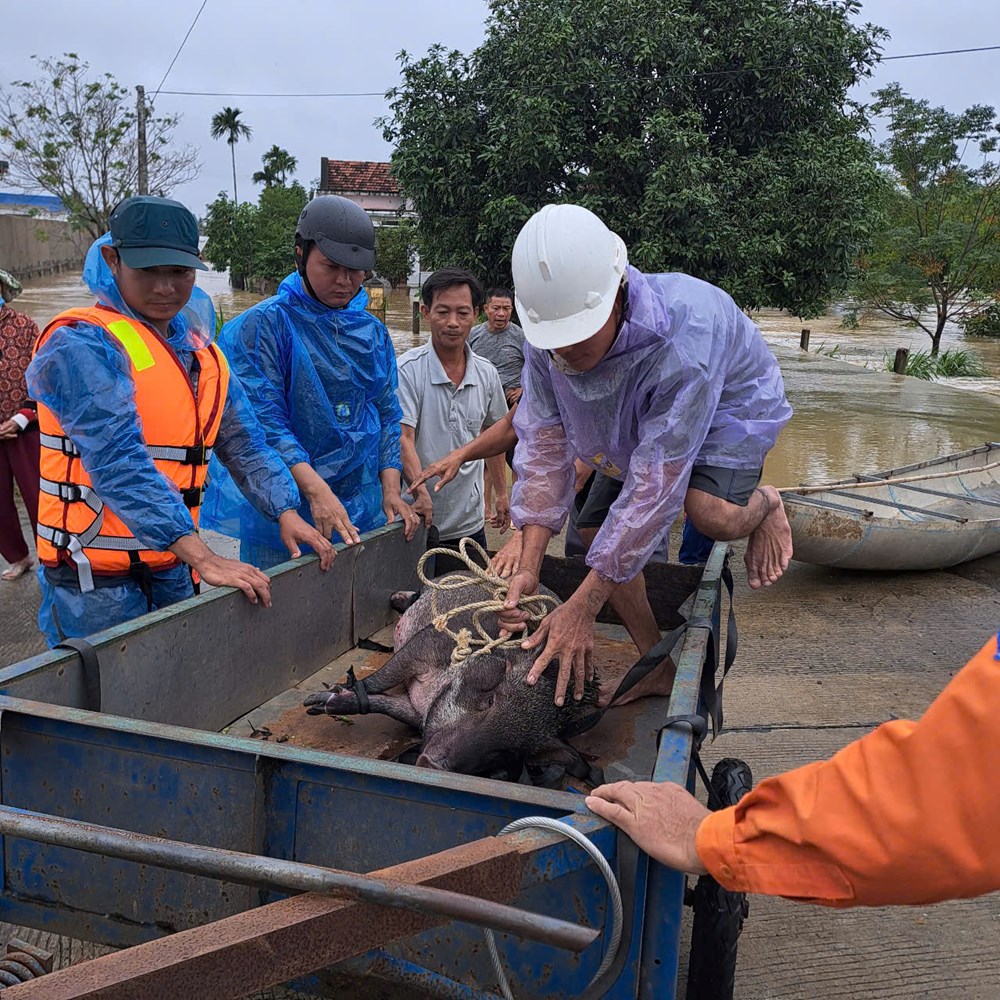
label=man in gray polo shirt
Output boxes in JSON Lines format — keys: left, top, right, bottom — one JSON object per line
{"left": 398, "top": 268, "right": 509, "bottom": 574}
{"left": 468, "top": 287, "right": 526, "bottom": 406}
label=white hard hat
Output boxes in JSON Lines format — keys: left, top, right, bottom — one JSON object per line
{"left": 512, "top": 204, "right": 628, "bottom": 350}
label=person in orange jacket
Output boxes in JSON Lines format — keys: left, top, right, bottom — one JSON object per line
{"left": 587, "top": 633, "right": 1000, "bottom": 907}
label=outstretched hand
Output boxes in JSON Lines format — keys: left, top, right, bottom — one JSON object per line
{"left": 408, "top": 451, "right": 464, "bottom": 495}
{"left": 586, "top": 781, "right": 710, "bottom": 874}
{"left": 195, "top": 552, "right": 273, "bottom": 607}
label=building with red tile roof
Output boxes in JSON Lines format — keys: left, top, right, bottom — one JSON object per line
{"left": 317, "top": 158, "right": 412, "bottom": 223}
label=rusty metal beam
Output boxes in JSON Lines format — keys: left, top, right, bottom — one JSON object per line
{"left": 0, "top": 806, "right": 595, "bottom": 954}
{"left": 3, "top": 833, "right": 562, "bottom": 1000}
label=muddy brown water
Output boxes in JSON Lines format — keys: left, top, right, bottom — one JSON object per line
{"left": 19, "top": 270, "right": 1000, "bottom": 488}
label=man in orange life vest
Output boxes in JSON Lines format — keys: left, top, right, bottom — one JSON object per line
{"left": 27, "top": 196, "right": 333, "bottom": 647}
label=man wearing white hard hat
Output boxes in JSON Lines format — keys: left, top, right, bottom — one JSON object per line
{"left": 500, "top": 203, "right": 793, "bottom": 706}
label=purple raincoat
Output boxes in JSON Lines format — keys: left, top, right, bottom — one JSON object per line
{"left": 510, "top": 267, "right": 792, "bottom": 583}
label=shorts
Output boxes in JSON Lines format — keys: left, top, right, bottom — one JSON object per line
{"left": 574, "top": 465, "right": 763, "bottom": 530}
{"left": 687, "top": 465, "right": 763, "bottom": 506}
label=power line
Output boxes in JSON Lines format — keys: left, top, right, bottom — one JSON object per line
{"left": 159, "top": 89, "right": 385, "bottom": 98}
{"left": 156, "top": 42, "right": 1000, "bottom": 99}
{"left": 881, "top": 43, "right": 1000, "bottom": 61}
{"left": 152, "top": 0, "right": 209, "bottom": 101}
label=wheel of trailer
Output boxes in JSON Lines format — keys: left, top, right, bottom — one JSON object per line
{"left": 685, "top": 757, "right": 753, "bottom": 1000}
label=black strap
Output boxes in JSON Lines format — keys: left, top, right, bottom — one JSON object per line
{"left": 562, "top": 621, "right": 693, "bottom": 739}
{"left": 699, "top": 560, "right": 737, "bottom": 738}
{"left": 563, "top": 556, "right": 738, "bottom": 741}
{"left": 55, "top": 638, "right": 102, "bottom": 712}
{"left": 345, "top": 667, "right": 370, "bottom": 715}
{"left": 658, "top": 714, "right": 725, "bottom": 808}
{"left": 128, "top": 552, "right": 155, "bottom": 613}
{"left": 180, "top": 486, "right": 202, "bottom": 509}
{"left": 357, "top": 638, "right": 394, "bottom": 654}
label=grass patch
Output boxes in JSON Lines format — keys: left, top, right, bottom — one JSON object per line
{"left": 812, "top": 342, "right": 842, "bottom": 358}
{"left": 876, "top": 348, "right": 988, "bottom": 380}
{"left": 933, "top": 349, "right": 990, "bottom": 377}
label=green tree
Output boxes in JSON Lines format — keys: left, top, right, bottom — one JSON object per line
{"left": 849, "top": 85, "right": 1000, "bottom": 355}
{"left": 251, "top": 182, "right": 309, "bottom": 285}
{"left": 253, "top": 144, "right": 298, "bottom": 187}
{"left": 202, "top": 192, "right": 257, "bottom": 289}
{"left": 381, "top": 0, "right": 885, "bottom": 315}
{"left": 0, "top": 54, "right": 200, "bottom": 239}
{"left": 252, "top": 162, "right": 280, "bottom": 188}
{"left": 374, "top": 219, "right": 417, "bottom": 288}
{"left": 210, "top": 107, "right": 253, "bottom": 207}
{"left": 203, "top": 182, "right": 307, "bottom": 292}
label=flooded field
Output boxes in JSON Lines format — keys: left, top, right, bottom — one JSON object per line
{"left": 19, "top": 269, "right": 1000, "bottom": 489}
{"left": 754, "top": 307, "right": 1000, "bottom": 396}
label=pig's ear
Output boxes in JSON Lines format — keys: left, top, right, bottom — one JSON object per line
{"left": 461, "top": 655, "right": 507, "bottom": 693}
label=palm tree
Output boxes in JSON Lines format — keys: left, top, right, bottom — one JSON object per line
{"left": 252, "top": 162, "right": 280, "bottom": 188}
{"left": 254, "top": 145, "right": 298, "bottom": 187}
{"left": 209, "top": 107, "right": 253, "bottom": 207}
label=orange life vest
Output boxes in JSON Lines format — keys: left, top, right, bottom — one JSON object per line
{"left": 34, "top": 304, "right": 229, "bottom": 591}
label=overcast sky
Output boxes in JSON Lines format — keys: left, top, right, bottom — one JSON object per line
{"left": 4, "top": 0, "right": 998, "bottom": 215}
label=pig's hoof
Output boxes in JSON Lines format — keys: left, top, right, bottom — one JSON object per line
{"left": 304, "top": 685, "right": 357, "bottom": 716}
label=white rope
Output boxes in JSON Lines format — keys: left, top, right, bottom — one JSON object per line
{"left": 485, "top": 817, "right": 624, "bottom": 1000}
{"left": 415, "top": 538, "right": 556, "bottom": 665}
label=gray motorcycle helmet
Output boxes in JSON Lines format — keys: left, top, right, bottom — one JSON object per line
{"left": 296, "top": 195, "right": 375, "bottom": 271}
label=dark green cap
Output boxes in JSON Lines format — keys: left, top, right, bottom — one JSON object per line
{"left": 109, "top": 196, "right": 208, "bottom": 270}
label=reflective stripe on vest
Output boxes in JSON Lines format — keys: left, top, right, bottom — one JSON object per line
{"left": 106, "top": 319, "right": 157, "bottom": 371}
{"left": 33, "top": 305, "right": 229, "bottom": 590}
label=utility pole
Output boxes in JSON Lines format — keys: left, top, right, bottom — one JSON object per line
{"left": 136, "top": 85, "right": 149, "bottom": 195}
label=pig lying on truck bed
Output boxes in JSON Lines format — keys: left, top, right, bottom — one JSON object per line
{"left": 303, "top": 573, "right": 601, "bottom": 780}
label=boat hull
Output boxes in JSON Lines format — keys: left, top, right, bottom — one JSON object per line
{"left": 785, "top": 443, "right": 1000, "bottom": 571}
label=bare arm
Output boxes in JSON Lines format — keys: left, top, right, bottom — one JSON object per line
{"left": 400, "top": 424, "right": 433, "bottom": 526}
{"left": 485, "top": 452, "right": 510, "bottom": 531}
{"left": 408, "top": 409, "right": 518, "bottom": 495}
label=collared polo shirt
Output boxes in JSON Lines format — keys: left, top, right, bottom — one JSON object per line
{"left": 397, "top": 341, "right": 507, "bottom": 541}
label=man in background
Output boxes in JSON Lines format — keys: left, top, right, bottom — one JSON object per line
{"left": 398, "top": 268, "right": 509, "bottom": 575}
{"left": 468, "top": 287, "right": 526, "bottom": 407}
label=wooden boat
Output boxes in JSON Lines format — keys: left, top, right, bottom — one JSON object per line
{"left": 783, "top": 442, "right": 1000, "bottom": 571}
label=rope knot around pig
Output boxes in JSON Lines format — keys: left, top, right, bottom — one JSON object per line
{"left": 416, "top": 539, "right": 557, "bottom": 665}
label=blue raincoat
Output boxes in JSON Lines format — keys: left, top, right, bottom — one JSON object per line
{"left": 201, "top": 273, "right": 403, "bottom": 566}
{"left": 511, "top": 267, "right": 792, "bottom": 583}
{"left": 27, "top": 236, "right": 301, "bottom": 646}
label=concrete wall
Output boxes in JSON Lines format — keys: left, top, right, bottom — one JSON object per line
{"left": 0, "top": 215, "right": 89, "bottom": 280}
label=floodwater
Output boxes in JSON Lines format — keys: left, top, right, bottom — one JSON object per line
{"left": 19, "top": 270, "right": 1000, "bottom": 489}
{"left": 754, "top": 308, "right": 1000, "bottom": 397}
